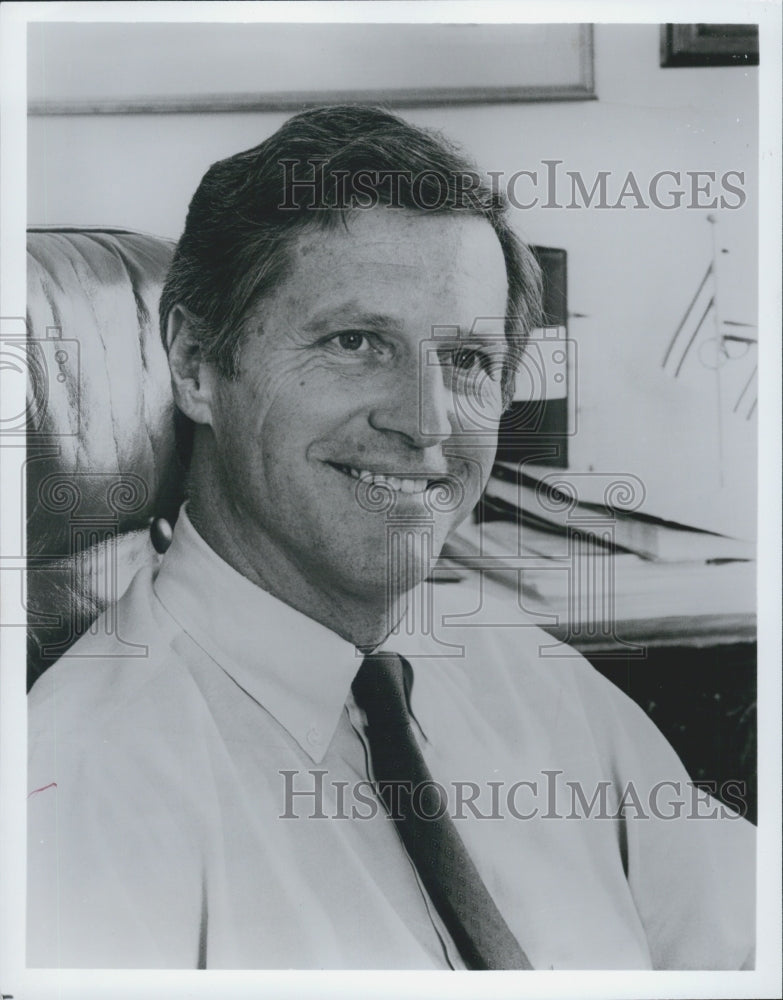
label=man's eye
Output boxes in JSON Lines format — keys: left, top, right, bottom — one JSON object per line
{"left": 334, "top": 331, "right": 371, "bottom": 352}
{"left": 453, "top": 347, "right": 482, "bottom": 370}
{"left": 452, "top": 346, "right": 496, "bottom": 376}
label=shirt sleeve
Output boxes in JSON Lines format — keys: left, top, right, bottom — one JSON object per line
{"left": 572, "top": 661, "right": 756, "bottom": 970}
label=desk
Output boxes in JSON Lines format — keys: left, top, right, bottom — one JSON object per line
{"left": 443, "top": 517, "right": 755, "bottom": 650}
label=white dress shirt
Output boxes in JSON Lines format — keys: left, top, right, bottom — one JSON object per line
{"left": 27, "top": 507, "right": 755, "bottom": 969}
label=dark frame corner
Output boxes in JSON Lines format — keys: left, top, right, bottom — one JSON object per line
{"left": 660, "top": 23, "right": 759, "bottom": 68}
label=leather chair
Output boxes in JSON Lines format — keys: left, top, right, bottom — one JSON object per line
{"left": 26, "top": 228, "right": 185, "bottom": 689}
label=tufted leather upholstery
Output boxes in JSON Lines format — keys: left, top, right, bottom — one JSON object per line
{"left": 26, "top": 228, "right": 185, "bottom": 688}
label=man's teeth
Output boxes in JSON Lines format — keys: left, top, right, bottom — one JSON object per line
{"left": 342, "top": 466, "right": 432, "bottom": 494}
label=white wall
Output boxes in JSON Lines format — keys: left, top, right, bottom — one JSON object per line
{"left": 28, "top": 23, "right": 759, "bottom": 538}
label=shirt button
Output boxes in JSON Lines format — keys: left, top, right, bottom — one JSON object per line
{"left": 306, "top": 727, "right": 321, "bottom": 747}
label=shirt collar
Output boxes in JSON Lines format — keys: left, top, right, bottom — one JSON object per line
{"left": 153, "top": 506, "right": 365, "bottom": 764}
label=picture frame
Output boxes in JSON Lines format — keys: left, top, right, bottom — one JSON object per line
{"left": 660, "top": 23, "right": 759, "bottom": 68}
{"left": 28, "top": 21, "right": 595, "bottom": 115}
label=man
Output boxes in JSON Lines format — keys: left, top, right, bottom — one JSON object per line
{"left": 27, "top": 106, "right": 755, "bottom": 970}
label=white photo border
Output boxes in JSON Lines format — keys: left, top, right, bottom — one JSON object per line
{"left": 1, "top": 2, "right": 780, "bottom": 998}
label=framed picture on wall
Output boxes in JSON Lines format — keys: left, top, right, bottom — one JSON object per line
{"left": 28, "top": 21, "right": 595, "bottom": 113}
{"left": 660, "top": 23, "right": 760, "bottom": 67}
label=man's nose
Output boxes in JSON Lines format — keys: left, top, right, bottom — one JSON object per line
{"left": 369, "top": 355, "right": 454, "bottom": 448}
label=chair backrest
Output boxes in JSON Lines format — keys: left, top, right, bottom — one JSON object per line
{"left": 26, "top": 228, "right": 184, "bottom": 689}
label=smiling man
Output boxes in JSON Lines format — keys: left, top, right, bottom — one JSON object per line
{"left": 170, "top": 207, "right": 509, "bottom": 648}
{"left": 27, "top": 106, "right": 755, "bottom": 971}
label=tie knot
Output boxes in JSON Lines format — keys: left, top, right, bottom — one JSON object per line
{"left": 352, "top": 652, "right": 410, "bottom": 725}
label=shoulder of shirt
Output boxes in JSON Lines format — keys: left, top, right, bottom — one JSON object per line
{"left": 28, "top": 561, "right": 189, "bottom": 748}
{"left": 428, "top": 579, "right": 661, "bottom": 743}
{"left": 443, "top": 584, "right": 712, "bottom": 779}
{"left": 429, "top": 580, "right": 603, "bottom": 686}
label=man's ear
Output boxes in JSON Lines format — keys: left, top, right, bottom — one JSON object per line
{"left": 166, "top": 305, "right": 217, "bottom": 426}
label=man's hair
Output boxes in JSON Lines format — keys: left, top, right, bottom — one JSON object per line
{"left": 160, "top": 104, "right": 542, "bottom": 419}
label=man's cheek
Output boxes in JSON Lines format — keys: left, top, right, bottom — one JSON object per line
{"left": 463, "top": 445, "right": 498, "bottom": 489}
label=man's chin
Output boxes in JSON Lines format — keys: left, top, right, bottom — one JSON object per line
{"left": 306, "top": 516, "right": 452, "bottom": 608}
{"left": 332, "top": 546, "right": 436, "bottom": 605}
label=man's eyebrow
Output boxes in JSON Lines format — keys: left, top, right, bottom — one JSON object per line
{"left": 300, "top": 307, "right": 507, "bottom": 347}
{"left": 302, "top": 307, "right": 406, "bottom": 336}
{"left": 431, "top": 324, "right": 508, "bottom": 345}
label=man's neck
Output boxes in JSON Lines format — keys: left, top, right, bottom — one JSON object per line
{"left": 186, "top": 492, "right": 408, "bottom": 651}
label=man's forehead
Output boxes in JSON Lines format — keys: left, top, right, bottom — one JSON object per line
{"left": 278, "top": 210, "right": 508, "bottom": 311}
{"left": 290, "top": 207, "right": 505, "bottom": 268}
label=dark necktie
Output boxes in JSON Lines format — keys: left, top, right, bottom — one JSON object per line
{"left": 352, "top": 652, "right": 533, "bottom": 970}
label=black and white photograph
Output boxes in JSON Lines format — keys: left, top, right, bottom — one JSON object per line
{"left": 0, "top": 2, "right": 780, "bottom": 998}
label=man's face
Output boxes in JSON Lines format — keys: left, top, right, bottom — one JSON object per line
{"left": 205, "top": 208, "right": 509, "bottom": 608}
